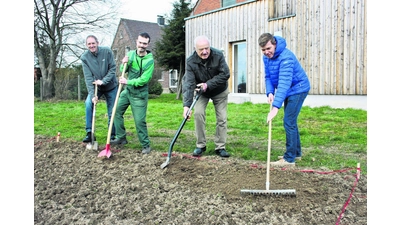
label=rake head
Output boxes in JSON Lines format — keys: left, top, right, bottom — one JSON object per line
{"left": 240, "top": 189, "right": 296, "bottom": 196}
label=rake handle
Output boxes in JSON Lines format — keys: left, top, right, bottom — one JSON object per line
{"left": 91, "top": 83, "right": 98, "bottom": 145}
{"left": 266, "top": 103, "right": 273, "bottom": 190}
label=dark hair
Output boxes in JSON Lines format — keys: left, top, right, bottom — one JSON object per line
{"left": 258, "top": 33, "right": 276, "bottom": 47}
{"left": 86, "top": 35, "right": 99, "bottom": 44}
{"left": 139, "top": 32, "right": 151, "bottom": 43}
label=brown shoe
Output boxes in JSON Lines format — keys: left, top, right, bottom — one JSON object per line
{"left": 278, "top": 156, "right": 301, "bottom": 161}
{"left": 270, "top": 158, "right": 295, "bottom": 167}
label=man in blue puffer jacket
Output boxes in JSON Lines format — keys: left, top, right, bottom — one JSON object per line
{"left": 258, "top": 33, "right": 310, "bottom": 167}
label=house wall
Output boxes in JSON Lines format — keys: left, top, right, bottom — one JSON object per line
{"left": 111, "top": 18, "right": 171, "bottom": 91}
{"left": 160, "top": 70, "right": 172, "bottom": 93}
{"left": 193, "top": 0, "right": 220, "bottom": 14}
{"left": 111, "top": 25, "right": 132, "bottom": 77}
{"left": 185, "top": 0, "right": 367, "bottom": 95}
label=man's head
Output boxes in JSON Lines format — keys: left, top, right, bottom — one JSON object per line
{"left": 136, "top": 32, "right": 151, "bottom": 55}
{"left": 194, "top": 35, "right": 211, "bottom": 60}
{"left": 258, "top": 33, "right": 277, "bottom": 59}
{"left": 86, "top": 35, "right": 99, "bottom": 53}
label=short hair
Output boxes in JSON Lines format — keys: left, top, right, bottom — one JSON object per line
{"left": 138, "top": 32, "right": 151, "bottom": 43}
{"left": 194, "top": 35, "right": 211, "bottom": 46}
{"left": 258, "top": 33, "right": 276, "bottom": 47}
{"left": 86, "top": 35, "right": 99, "bottom": 44}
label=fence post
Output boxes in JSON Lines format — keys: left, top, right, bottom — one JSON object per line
{"left": 78, "top": 75, "right": 81, "bottom": 101}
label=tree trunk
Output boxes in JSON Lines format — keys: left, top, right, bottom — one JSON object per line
{"left": 38, "top": 57, "right": 56, "bottom": 99}
{"left": 42, "top": 76, "right": 54, "bottom": 99}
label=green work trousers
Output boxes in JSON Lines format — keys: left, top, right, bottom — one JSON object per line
{"left": 193, "top": 88, "right": 229, "bottom": 150}
{"left": 113, "top": 88, "right": 150, "bottom": 148}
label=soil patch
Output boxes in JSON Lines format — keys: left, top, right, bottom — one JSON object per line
{"left": 34, "top": 135, "right": 367, "bottom": 224}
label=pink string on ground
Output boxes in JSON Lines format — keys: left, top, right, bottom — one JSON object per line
{"left": 335, "top": 167, "right": 361, "bottom": 225}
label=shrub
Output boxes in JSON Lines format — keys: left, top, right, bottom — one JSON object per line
{"left": 148, "top": 78, "right": 163, "bottom": 95}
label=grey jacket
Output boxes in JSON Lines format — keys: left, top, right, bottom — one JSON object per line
{"left": 80, "top": 46, "right": 117, "bottom": 98}
{"left": 182, "top": 47, "right": 230, "bottom": 107}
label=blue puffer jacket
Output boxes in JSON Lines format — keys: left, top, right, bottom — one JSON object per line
{"left": 263, "top": 36, "right": 310, "bottom": 109}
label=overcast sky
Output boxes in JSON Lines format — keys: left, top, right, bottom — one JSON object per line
{"left": 94, "top": 0, "right": 196, "bottom": 46}
{"left": 119, "top": 0, "right": 196, "bottom": 23}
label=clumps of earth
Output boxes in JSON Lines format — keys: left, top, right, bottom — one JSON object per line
{"left": 34, "top": 135, "right": 367, "bottom": 224}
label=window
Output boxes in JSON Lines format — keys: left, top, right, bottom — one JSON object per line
{"left": 169, "top": 69, "right": 178, "bottom": 88}
{"left": 112, "top": 49, "right": 117, "bottom": 61}
{"left": 269, "top": 0, "right": 296, "bottom": 21}
{"left": 222, "top": 0, "right": 236, "bottom": 7}
{"left": 232, "top": 42, "right": 247, "bottom": 93}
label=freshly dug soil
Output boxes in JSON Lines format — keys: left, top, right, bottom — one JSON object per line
{"left": 34, "top": 135, "right": 367, "bottom": 224}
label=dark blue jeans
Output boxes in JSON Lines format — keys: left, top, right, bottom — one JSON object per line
{"left": 85, "top": 86, "right": 118, "bottom": 137}
{"left": 283, "top": 92, "right": 308, "bottom": 163}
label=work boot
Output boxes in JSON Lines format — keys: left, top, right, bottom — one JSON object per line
{"left": 192, "top": 147, "right": 206, "bottom": 156}
{"left": 82, "top": 132, "right": 96, "bottom": 143}
{"left": 142, "top": 146, "right": 151, "bottom": 154}
{"left": 215, "top": 149, "right": 230, "bottom": 157}
{"left": 110, "top": 137, "right": 128, "bottom": 145}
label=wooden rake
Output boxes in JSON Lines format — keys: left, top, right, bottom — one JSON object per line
{"left": 240, "top": 103, "right": 296, "bottom": 196}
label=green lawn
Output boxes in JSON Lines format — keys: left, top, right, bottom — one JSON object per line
{"left": 34, "top": 93, "right": 367, "bottom": 174}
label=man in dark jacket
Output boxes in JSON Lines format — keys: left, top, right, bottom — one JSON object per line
{"left": 259, "top": 33, "right": 311, "bottom": 167}
{"left": 182, "top": 35, "right": 231, "bottom": 157}
{"left": 80, "top": 35, "right": 118, "bottom": 143}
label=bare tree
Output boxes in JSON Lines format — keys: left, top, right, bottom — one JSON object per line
{"left": 34, "top": 0, "right": 119, "bottom": 99}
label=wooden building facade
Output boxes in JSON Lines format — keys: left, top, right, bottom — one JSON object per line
{"left": 185, "top": 0, "right": 367, "bottom": 95}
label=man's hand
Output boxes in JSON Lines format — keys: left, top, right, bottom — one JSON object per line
{"left": 91, "top": 95, "right": 98, "bottom": 104}
{"left": 93, "top": 80, "right": 103, "bottom": 86}
{"left": 267, "top": 93, "right": 274, "bottom": 104}
{"left": 267, "top": 106, "right": 278, "bottom": 123}
{"left": 119, "top": 77, "right": 127, "bottom": 84}
{"left": 196, "top": 83, "right": 207, "bottom": 92}
{"left": 183, "top": 106, "right": 192, "bottom": 120}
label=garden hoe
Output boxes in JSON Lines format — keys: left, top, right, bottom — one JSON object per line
{"left": 160, "top": 86, "right": 204, "bottom": 169}
{"left": 240, "top": 103, "right": 296, "bottom": 196}
{"left": 98, "top": 63, "right": 127, "bottom": 158}
{"left": 86, "top": 83, "right": 98, "bottom": 151}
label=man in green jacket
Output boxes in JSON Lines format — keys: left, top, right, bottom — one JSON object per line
{"left": 111, "top": 32, "right": 154, "bottom": 154}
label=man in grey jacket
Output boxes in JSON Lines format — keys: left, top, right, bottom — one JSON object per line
{"left": 182, "top": 35, "right": 231, "bottom": 157}
{"left": 80, "top": 35, "right": 118, "bottom": 143}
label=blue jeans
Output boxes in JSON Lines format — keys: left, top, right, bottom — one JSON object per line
{"left": 85, "top": 86, "right": 118, "bottom": 136}
{"left": 283, "top": 92, "right": 308, "bottom": 163}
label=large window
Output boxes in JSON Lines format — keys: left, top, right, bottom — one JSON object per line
{"left": 232, "top": 42, "right": 247, "bottom": 93}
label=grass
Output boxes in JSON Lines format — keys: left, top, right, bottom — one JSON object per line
{"left": 34, "top": 93, "right": 367, "bottom": 174}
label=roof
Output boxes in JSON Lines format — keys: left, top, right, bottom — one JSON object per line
{"left": 120, "top": 18, "right": 165, "bottom": 51}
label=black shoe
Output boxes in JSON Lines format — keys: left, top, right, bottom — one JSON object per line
{"left": 193, "top": 147, "right": 206, "bottom": 156}
{"left": 111, "top": 135, "right": 116, "bottom": 141}
{"left": 110, "top": 137, "right": 128, "bottom": 145}
{"left": 215, "top": 149, "right": 230, "bottom": 157}
{"left": 82, "top": 132, "right": 96, "bottom": 143}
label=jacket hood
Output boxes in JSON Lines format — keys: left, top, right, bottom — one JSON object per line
{"left": 272, "top": 36, "right": 287, "bottom": 59}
